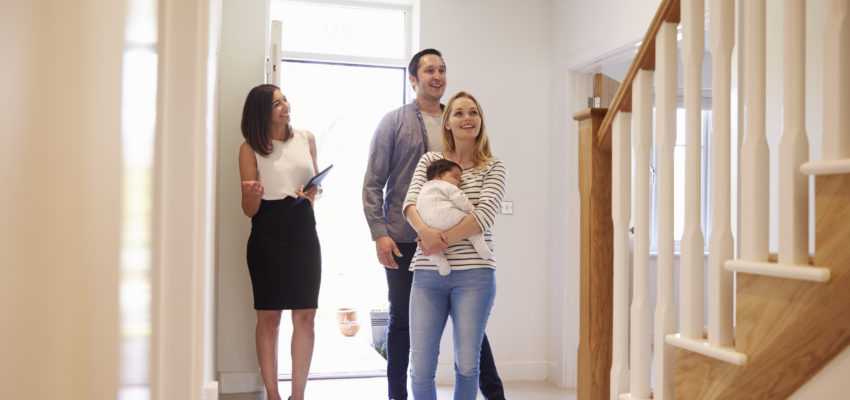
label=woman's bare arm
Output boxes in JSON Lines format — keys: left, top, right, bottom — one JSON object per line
{"left": 239, "top": 142, "right": 263, "bottom": 217}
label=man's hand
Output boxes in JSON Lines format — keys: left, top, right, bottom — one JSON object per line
{"left": 375, "top": 236, "right": 402, "bottom": 269}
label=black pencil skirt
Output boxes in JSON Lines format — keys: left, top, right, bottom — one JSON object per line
{"left": 246, "top": 197, "right": 321, "bottom": 310}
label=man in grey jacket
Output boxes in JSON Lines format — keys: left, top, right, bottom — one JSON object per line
{"left": 362, "top": 48, "right": 506, "bottom": 400}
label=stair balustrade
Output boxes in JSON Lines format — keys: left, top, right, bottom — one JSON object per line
{"left": 574, "top": 0, "right": 850, "bottom": 398}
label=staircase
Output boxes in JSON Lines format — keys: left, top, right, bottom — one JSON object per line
{"left": 573, "top": 0, "right": 850, "bottom": 399}
{"left": 675, "top": 173, "right": 850, "bottom": 399}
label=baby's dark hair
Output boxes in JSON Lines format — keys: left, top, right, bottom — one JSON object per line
{"left": 426, "top": 159, "right": 462, "bottom": 180}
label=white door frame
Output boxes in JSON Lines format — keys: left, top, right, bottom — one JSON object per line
{"left": 152, "top": 0, "right": 219, "bottom": 397}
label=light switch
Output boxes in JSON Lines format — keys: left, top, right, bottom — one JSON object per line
{"left": 501, "top": 201, "right": 513, "bottom": 215}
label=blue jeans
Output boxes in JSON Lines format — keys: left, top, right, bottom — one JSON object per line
{"left": 409, "top": 268, "right": 496, "bottom": 400}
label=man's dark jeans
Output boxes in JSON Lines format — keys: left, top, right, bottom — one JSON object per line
{"left": 384, "top": 243, "right": 506, "bottom": 400}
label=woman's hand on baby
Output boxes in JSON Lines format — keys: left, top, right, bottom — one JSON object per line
{"left": 241, "top": 181, "right": 264, "bottom": 197}
{"left": 418, "top": 227, "right": 448, "bottom": 256}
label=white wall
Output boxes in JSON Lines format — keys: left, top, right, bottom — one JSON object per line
{"left": 558, "top": 0, "right": 663, "bottom": 70}
{"left": 216, "top": 0, "right": 270, "bottom": 393}
{"left": 418, "top": 0, "right": 554, "bottom": 383}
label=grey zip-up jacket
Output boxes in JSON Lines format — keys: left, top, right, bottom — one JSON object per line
{"left": 362, "top": 100, "right": 444, "bottom": 243}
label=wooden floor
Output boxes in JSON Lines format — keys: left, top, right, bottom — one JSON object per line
{"left": 219, "top": 377, "right": 577, "bottom": 399}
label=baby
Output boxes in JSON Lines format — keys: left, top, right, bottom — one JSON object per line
{"left": 416, "top": 159, "right": 494, "bottom": 275}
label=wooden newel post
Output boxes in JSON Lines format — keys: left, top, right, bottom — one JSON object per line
{"left": 573, "top": 108, "right": 614, "bottom": 400}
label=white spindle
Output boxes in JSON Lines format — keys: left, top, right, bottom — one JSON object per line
{"left": 680, "top": 0, "right": 706, "bottom": 341}
{"left": 822, "top": 0, "right": 850, "bottom": 160}
{"left": 707, "top": 0, "right": 735, "bottom": 347}
{"left": 740, "top": 0, "right": 769, "bottom": 262}
{"left": 629, "top": 69, "right": 653, "bottom": 400}
{"left": 779, "top": 0, "right": 809, "bottom": 265}
{"left": 611, "top": 112, "right": 631, "bottom": 400}
{"left": 653, "top": 22, "right": 677, "bottom": 400}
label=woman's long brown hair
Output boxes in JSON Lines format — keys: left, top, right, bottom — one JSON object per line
{"left": 241, "top": 84, "right": 287, "bottom": 157}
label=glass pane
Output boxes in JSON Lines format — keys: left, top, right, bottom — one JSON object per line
{"left": 271, "top": 1, "right": 406, "bottom": 59}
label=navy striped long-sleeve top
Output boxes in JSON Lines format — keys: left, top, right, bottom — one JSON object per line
{"left": 403, "top": 151, "right": 508, "bottom": 271}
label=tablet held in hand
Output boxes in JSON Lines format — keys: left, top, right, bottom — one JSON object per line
{"left": 304, "top": 164, "right": 333, "bottom": 192}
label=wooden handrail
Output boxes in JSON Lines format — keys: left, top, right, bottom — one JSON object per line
{"left": 595, "top": 0, "right": 681, "bottom": 151}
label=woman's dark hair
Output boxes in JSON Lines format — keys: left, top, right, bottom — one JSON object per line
{"left": 426, "top": 159, "right": 462, "bottom": 180}
{"left": 408, "top": 48, "right": 443, "bottom": 82}
{"left": 241, "top": 84, "right": 280, "bottom": 157}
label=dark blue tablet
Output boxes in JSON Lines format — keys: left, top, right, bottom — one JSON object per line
{"left": 304, "top": 164, "right": 333, "bottom": 192}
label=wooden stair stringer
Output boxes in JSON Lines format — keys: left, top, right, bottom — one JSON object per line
{"left": 675, "top": 174, "right": 850, "bottom": 399}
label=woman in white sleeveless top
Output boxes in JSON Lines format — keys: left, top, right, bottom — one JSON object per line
{"left": 238, "top": 84, "right": 321, "bottom": 400}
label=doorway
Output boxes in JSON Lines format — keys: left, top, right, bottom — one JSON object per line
{"left": 276, "top": 59, "right": 407, "bottom": 378}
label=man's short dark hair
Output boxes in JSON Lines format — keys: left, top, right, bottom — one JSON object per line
{"left": 426, "top": 159, "right": 461, "bottom": 180}
{"left": 408, "top": 48, "right": 443, "bottom": 82}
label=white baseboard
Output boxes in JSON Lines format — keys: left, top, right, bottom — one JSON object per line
{"left": 547, "top": 360, "right": 566, "bottom": 387}
{"left": 219, "top": 371, "right": 263, "bottom": 394}
{"left": 203, "top": 381, "right": 219, "bottom": 400}
{"left": 435, "top": 361, "right": 549, "bottom": 385}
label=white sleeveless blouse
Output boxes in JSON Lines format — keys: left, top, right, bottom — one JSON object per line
{"left": 255, "top": 128, "right": 315, "bottom": 200}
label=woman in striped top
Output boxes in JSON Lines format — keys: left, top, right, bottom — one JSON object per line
{"left": 403, "top": 91, "right": 507, "bottom": 400}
